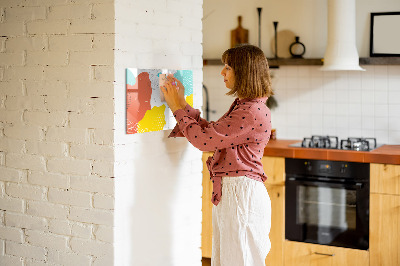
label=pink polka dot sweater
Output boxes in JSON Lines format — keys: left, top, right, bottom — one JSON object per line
{"left": 169, "top": 97, "right": 272, "bottom": 206}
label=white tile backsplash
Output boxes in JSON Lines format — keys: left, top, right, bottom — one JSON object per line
{"left": 203, "top": 64, "right": 400, "bottom": 144}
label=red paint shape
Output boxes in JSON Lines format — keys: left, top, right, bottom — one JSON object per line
{"left": 126, "top": 72, "right": 152, "bottom": 134}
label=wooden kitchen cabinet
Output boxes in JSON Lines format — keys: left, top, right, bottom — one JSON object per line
{"left": 262, "top": 156, "right": 285, "bottom": 266}
{"left": 284, "top": 241, "right": 369, "bottom": 266}
{"left": 202, "top": 152, "right": 213, "bottom": 258}
{"left": 370, "top": 163, "right": 400, "bottom": 266}
{"left": 370, "top": 163, "right": 400, "bottom": 195}
{"left": 201, "top": 154, "right": 286, "bottom": 266}
{"left": 264, "top": 184, "right": 285, "bottom": 266}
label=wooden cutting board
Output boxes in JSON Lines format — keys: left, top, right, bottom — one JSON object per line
{"left": 231, "top": 16, "right": 249, "bottom": 48}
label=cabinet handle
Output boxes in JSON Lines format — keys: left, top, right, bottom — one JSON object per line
{"left": 314, "top": 252, "right": 335, "bottom": 257}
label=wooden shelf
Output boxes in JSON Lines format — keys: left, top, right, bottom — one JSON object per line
{"left": 203, "top": 58, "right": 323, "bottom": 67}
{"left": 203, "top": 57, "right": 400, "bottom": 67}
{"left": 359, "top": 57, "right": 400, "bottom": 65}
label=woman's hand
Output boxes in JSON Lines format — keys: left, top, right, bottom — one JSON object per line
{"left": 160, "top": 76, "right": 186, "bottom": 113}
{"left": 172, "top": 76, "right": 187, "bottom": 108}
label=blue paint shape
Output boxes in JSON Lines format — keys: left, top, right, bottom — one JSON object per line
{"left": 174, "top": 70, "right": 193, "bottom": 96}
{"left": 126, "top": 68, "right": 136, "bottom": 86}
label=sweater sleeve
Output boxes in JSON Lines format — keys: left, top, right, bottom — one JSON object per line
{"left": 172, "top": 105, "right": 257, "bottom": 152}
{"left": 168, "top": 104, "right": 210, "bottom": 138}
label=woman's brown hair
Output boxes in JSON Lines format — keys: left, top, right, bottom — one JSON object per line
{"left": 221, "top": 44, "right": 273, "bottom": 99}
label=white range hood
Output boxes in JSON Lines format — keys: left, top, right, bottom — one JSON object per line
{"left": 320, "top": 0, "right": 365, "bottom": 71}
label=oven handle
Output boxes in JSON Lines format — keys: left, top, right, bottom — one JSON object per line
{"left": 286, "top": 177, "right": 364, "bottom": 189}
{"left": 314, "top": 252, "right": 335, "bottom": 257}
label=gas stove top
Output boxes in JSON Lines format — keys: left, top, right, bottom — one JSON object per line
{"left": 289, "top": 135, "right": 382, "bottom": 151}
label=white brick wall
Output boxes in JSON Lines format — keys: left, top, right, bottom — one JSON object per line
{"left": 113, "top": 0, "right": 203, "bottom": 265}
{"left": 1, "top": 0, "right": 204, "bottom": 264}
{"left": 0, "top": 0, "right": 115, "bottom": 265}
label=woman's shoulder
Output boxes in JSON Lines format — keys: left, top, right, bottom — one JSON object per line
{"left": 238, "top": 98, "right": 270, "bottom": 112}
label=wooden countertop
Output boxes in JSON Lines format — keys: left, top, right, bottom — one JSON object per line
{"left": 263, "top": 139, "right": 400, "bottom": 165}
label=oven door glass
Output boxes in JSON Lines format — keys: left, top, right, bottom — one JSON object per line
{"left": 298, "top": 185, "right": 356, "bottom": 240}
{"left": 286, "top": 180, "right": 369, "bottom": 250}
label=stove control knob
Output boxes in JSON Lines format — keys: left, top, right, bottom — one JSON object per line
{"left": 340, "top": 164, "right": 347, "bottom": 174}
{"left": 304, "top": 161, "right": 312, "bottom": 171}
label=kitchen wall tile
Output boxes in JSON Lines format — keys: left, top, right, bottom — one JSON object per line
{"left": 361, "top": 75, "right": 375, "bottom": 91}
{"left": 311, "top": 114, "right": 324, "bottom": 128}
{"left": 310, "top": 66, "right": 324, "bottom": 77}
{"left": 348, "top": 90, "right": 362, "bottom": 103}
{"left": 374, "top": 77, "right": 388, "bottom": 91}
{"left": 336, "top": 103, "right": 349, "bottom": 116}
{"left": 298, "top": 102, "right": 312, "bottom": 115}
{"left": 322, "top": 70, "right": 335, "bottom": 78}
{"left": 298, "top": 67, "right": 311, "bottom": 78}
{"left": 324, "top": 103, "right": 336, "bottom": 116}
{"left": 325, "top": 127, "right": 338, "bottom": 136}
{"left": 388, "top": 91, "right": 400, "bottom": 104}
{"left": 205, "top": 65, "right": 399, "bottom": 144}
{"left": 273, "top": 76, "right": 286, "bottom": 90}
{"left": 311, "top": 127, "right": 325, "bottom": 136}
{"left": 375, "top": 117, "right": 389, "bottom": 129}
{"left": 323, "top": 115, "right": 336, "bottom": 129}
{"left": 362, "top": 65, "right": 375, "bottom": 74}
{"left": 335, "top": 72, "right": 349, "bottom": 90}
{"left": 272, "top": 67, "right": 286, "bottom": 78}
{"left": 336, "top": 128, "right": 349, "bottom": 139}
{"left": 362, "top": 128, "right": 375, "bottom": 138}
{"left": 349, "top": 128, "right": 363, "bottom": 137}
{"left": 311, "top": 85, "right": 323, "bottom": 101}
{"left": 310, "top": 77, "right": 324, "bottom": 90}
{"left": 389, "top": 117, "right": 400, "bottom": 131}
{"left": 298, "top": 77, "right": 311, "bottom": 89}
{"left": 287, "top": 113, "right": 300, "bottom": 127}
{"left": 374, "top": 65, "right": 388, "bottom": 77}
{"left": 336, "top": 115, "right": 348, "bottom": 129}
{"left": 387, "top": 131, "right": 400, "bottom": 144}
{"left": 388, "top": 104, "right": 400, "bottom": 117}
{"left": 388, "top": 131, "right": 400, "bottom": 143}
{"left": 323, "top": 86, "right": 336, "bottom": 103}
{"left": 375, "top": 104, "right": 389, "bottom": 117}
{"left": 348, "top": 76, "right": 362, "bottom": 90}
{"left": 298, "top": 89, "right": 313, "bottom": 103}
{"left": 348, "top": 103, "right": 362, "bottom": 116}
{"left": 336, "top": 90, "right": 349, "bottom": 103}
{"left": 286, "top": 77, "right": 299, "bottom": 89}
{"left": 362, "top": 116, "right": 375, "bottom": 130}
{"left": 285, "top": 66, "right": 298, "bottom": 77}
{"left": 361, "top": 90, "right": 375, "bottom": 103}
{"left": 311, "top": 102, "right": 324, "bottom": 113}
{"left": 387, "top": 65, "right": 400, "bottom": 76}
{"left": 349, "top": 116, "right": 362, "bottom": 129}
{"left": 374, "top": 90, "right": 388, "bottom": 104}
{"left": 388, "top": 76, "right": 400, "bottom": 91}
{"left": 361, "top": 104, "right": 375, "bottom": 117}
{"left": 374, "top": 130, "right": 389, "bottom": 144}
{"left": 347, "top": 69, "right": 365, "bottom": 81}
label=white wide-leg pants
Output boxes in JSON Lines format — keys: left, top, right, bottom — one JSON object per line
{"left": 211, "top": 176, "right": 271, "bottom": 266}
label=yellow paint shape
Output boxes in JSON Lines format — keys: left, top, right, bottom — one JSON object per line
{"left": 137, "top": 105, "right": 166, "bottom": 133}
{"left": 186, "top": 94, "right": 193, "bottom": 107}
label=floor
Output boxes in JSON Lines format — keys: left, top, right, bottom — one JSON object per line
{"left": 202, "top": 257, "right": 211, "bottom": 266}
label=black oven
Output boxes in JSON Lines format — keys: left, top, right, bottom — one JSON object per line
{"left": 285, "top": 158, "right": 369, "bottom": 250}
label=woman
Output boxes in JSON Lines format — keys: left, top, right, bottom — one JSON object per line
{"left": 161, "top": 44, "right": 273, "bottom": 266}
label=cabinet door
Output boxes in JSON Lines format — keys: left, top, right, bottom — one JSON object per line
{"left": 284, "top": 241, "right": 369, "bottom": 266}
{"left": 370, "top": 193, "right": 400, "bottom": 266}
{"left": 370, "top": 163, "right": 400, "bottom": 195}
{"left": 202, "top": 152, "right": 213, "bottom": 258}
{"left": 265, "top": 184, "right": 284, "bottom": 266}
{"left": 262, "top": 156, "right": 285, "bottom": 186}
